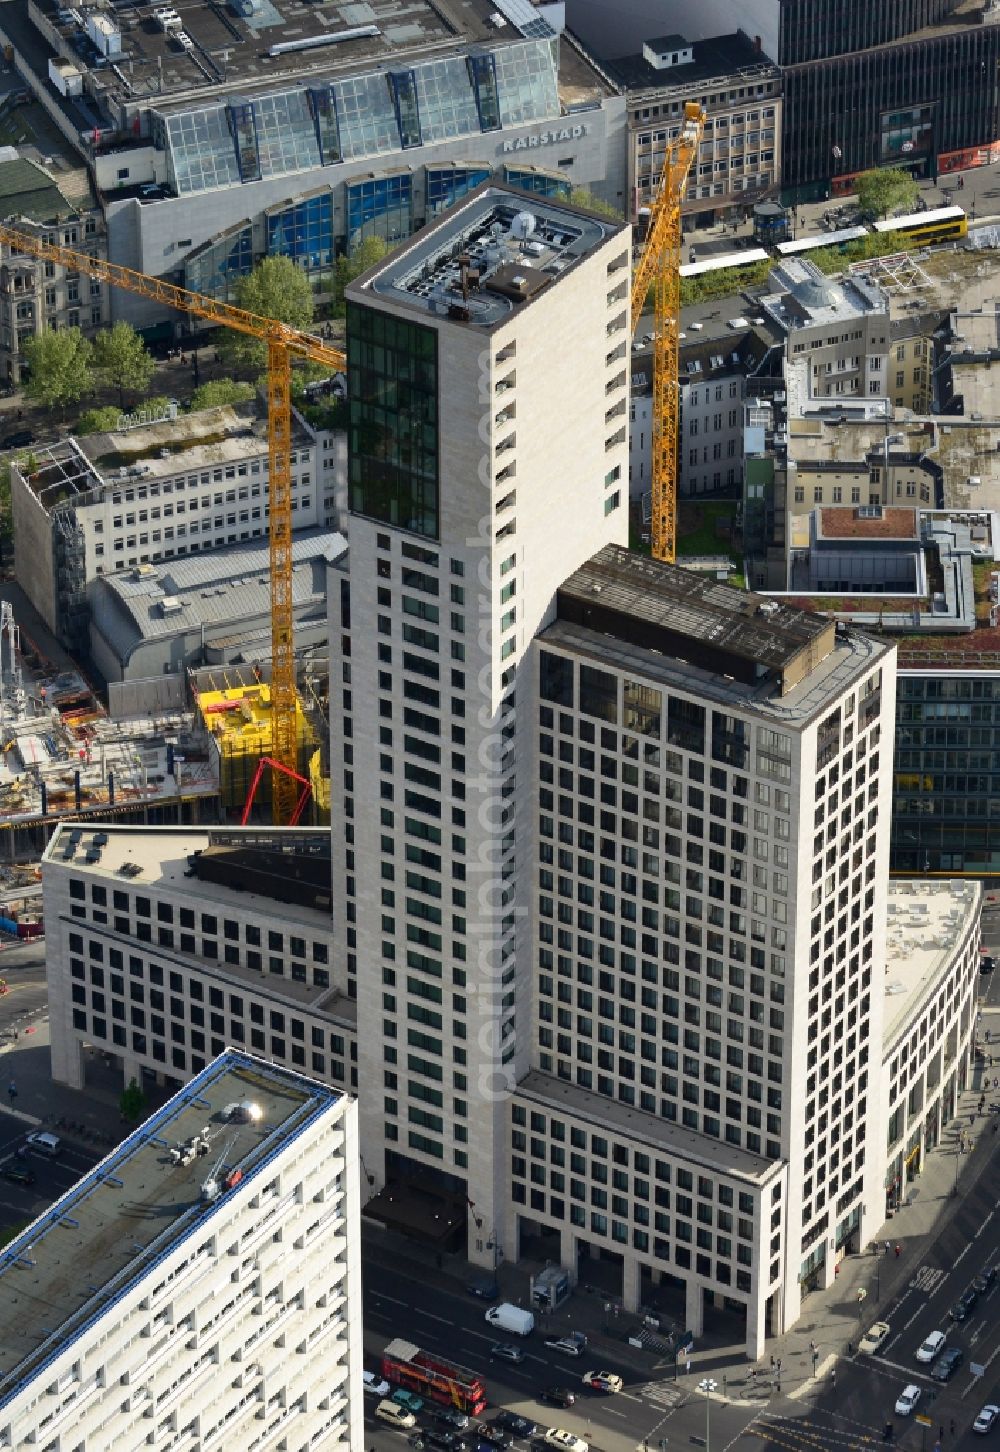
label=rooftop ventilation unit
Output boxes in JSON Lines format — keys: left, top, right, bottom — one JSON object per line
{"left": 268, "top": 23, "right": 379, "bottom": 56}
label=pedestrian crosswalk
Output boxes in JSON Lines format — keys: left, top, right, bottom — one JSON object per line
{"left": 628, "top": 1380, "right": 684, "bottom": 1410}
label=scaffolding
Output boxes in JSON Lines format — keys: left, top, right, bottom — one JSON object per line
{"left": 195, "top": 678, "right": 316, "bottom": 817}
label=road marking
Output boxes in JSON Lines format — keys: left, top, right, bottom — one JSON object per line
{"left": 976, "top": 1210, "right": 994, "bottom": 1237}
{"left": 603, "top": 1408, "right": 627, "bottom": 1419}
{"left": 373, "top": 1294, "right": 410, "bottom": 1308}
{"left": 887, "top": 1336, "right": 901, "bottom": 1353}
{"left": 910, "top": 1266, "right": 947, "bottom": 1295}
{"left": 968, "top": 1318, "right": 987, "bottom": 1347}
{"left": 525, "top": 1356, "right": 549, "bottom": 1368}
{"left": 876, "top": 1358, "right": 934, "bottom": 1384}
{"left": 954, "top": 1244, "right": 971, "bottom": 1267}
{"left": 419, "top": 1312, "right": 452, "bottom": 1325}
{"left": 902, "top": 1306, "right": 924, "bottom": 1331}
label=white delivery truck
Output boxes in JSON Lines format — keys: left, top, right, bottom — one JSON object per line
{"left": 485, "top": 1303, "right": 535, "bottom": 1336}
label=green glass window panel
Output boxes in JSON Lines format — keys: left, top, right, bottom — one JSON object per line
{"left": 183, "top": 222, "right": 253, "bottom": 301}
{"left": 415, "top": 57, "right": 481, "bottom": 142}
{"left": 469, "top": 53, "right": 501, "bottom": 132}
{"left": 504, "top": 166, "right": 570, "bottom": 199}
{"left": 228, "top": 102, "right": 261, "bottom": 183}
{"left": 347, "top": 303, "right": 439, "bottom": 540}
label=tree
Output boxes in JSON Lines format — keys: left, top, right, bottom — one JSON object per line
{"left": 567, "top": 187, "right": 621, "bottom": 220}
{"left": 332, "top": 236, "right": 390, "bottom": 316}
{"left": 119, "top": 1076, "right": 147, "bottom": 1123}
{"left": 190, "top": 378, "right": 255, "bottom": 411}
{"left": 220, "top": 256, "right": 314, "bottom": 373}
{"left": 93, "top": 321, "right": 155, "bottom": 407}
{"left": 23, "top": 328, "right": 93, "bottom": 411}
{"left": 76, "top": 404, "right": 125, "bottom": 435}
{"left": 855, "top": 167, "right": 919, "bottom": 220}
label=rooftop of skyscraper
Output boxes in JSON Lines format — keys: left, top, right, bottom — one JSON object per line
{"left": 0, "top": 1051, "right": 343, "bottom": 1409}
{"left": 357, "top": 184, "right": 626, "bottom": 329}
{"left": 544, "top": 545, "right": 892, "bottom": 721}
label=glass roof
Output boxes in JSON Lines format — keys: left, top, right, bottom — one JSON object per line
{"left": 160, "top": 38, "right": 559, "bottom": 196}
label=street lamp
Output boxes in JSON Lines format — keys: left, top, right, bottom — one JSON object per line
{"left": 698, "top": 1378, "right": 718, "bottom": 1452}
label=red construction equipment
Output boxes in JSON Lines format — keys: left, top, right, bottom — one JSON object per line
{"left": 240, "top": 756, "right": 311, "bottom": 826}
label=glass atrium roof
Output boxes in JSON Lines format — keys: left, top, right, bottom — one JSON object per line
{"left": 161, "top": 38, "right": 560, "bottom": 196}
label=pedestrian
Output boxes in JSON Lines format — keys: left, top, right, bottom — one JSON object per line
{"left": 895, "top": 1244, "right": 901, "bottom": 1258}
{"left": 776, "top": 1358, "right": 782, "bottom": 1373}
{"left": 950, "top": 1421, "right": 956, "bottom": 1436}
{"left": 884, "top": 1240, "right": 891, "bottom": 1256}
{"left": 770, "top": 1355, "right": 775, "bottom": 1370}
{"left": 809, "top": 1340, "right": 817, "bottom": 1354}
{"left": 939, "top": 1428, "right": 944, "bottom": 1442}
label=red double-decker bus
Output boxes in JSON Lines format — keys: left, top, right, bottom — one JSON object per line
{"left": 381, "top": 1338, "right": 488, "bottom": 1415}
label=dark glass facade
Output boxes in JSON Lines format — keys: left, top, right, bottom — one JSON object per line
{"left": 778, "top": 4, "right": 1000, "bottom": 201}
{"left": 891, "top": 675, "right": 1000, "bottom": 873}
{"left": 347, "top": 304, "right": 439, "bottom": 539}
{"left": 778, "top": 0, "right": 960, "bottom": 65}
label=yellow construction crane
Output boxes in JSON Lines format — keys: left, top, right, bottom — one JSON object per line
{"left": 630, "top": 100, "right": 706, "bottom": 564}
{"left": 0, "top": 223, "right": 345, "bottom": 824}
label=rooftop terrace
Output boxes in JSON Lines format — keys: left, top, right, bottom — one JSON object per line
{"left": 882, "top": 878, "right": 980, "bottom": 1051}
{"left": 0, "top": 1050, "right": 342, "bottom": 1409}
{"left": 360, "top": 184, "right": 622, "bottom": 329}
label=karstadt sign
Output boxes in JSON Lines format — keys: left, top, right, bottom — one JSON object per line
{"left": 501, "top": 123, "right": 589, "bottom": 153}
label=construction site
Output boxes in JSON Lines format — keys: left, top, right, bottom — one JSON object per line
{"left": 0, "top": 600, "right": 331, "bottom": 882}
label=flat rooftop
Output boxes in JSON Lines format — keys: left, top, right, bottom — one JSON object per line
{"left": 32, "top": 0, "right": 560, "bottom": 110}
{"left": 762, "top": 259, "right": 886, "bottom": 331}
{"left": 555, "top": 544, "right": 836, "bottom": 693}
{"left": 516, "top": 1071, "right": 779, "bottom": 1186}
{"left": 817, "top": 506, "right": 919, "bottom": 540}
{"left": 611, "top": 32, "right": 779, "bottom": 99}
{"left": 882, "top": 879, "right": 981, "bottom": 1051}
{"left": 0, "top": 1051, "right": 343, "bottom": 1408}
{"left": 358, "top": 184, "right": 622, "bottom": 329}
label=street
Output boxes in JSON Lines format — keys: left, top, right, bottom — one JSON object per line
{"left": 358, "top": 1135, "right": 1000, "bottom": 1452}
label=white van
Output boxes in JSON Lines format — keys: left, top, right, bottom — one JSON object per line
{"left": 485, "top": 1302, "right": 535, "bottom": 1336}
{"left": 25, "top": 1131, "right": 61, "bottom": 1158}
{"left": 376, "top": 1400, "right": 416, "bottom": 1430}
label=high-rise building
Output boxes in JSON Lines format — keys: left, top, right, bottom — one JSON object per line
{"left": 0, "top": 1050, "right": 362, "bottom": 1451}
{"left": 513, "top": 545, "right": 896, "bottom": 1351}
{"left": 332, "top": 183, "right": 631, "bottom": 1251}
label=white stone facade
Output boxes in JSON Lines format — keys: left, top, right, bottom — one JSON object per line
{"left": 0, "top": 1051, "right": 363, "bottom": 1452}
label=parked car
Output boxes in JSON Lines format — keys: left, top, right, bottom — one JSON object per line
{"left": 951, "top": 1288, "right": 979, "bottom": 1323}
{"left": 541, "top": 1388, "right": 576, "bottom": 1409}
{"left": 490, "top": 1343, "right": 525, "bottom": 1365}
{"left": 895, "top": 1386, "right": 922, "bottom": 1416}
{"left": 363, "top": 1370, "right": 391, "bottom": 1398}
{"left": 931, "top": 1348, "right": 965, "bottom": 1383}
{"left": 422, "top": 1432, "right": 469, "bottom": 1452}
{"left": 916, "top": 1330, "right": 946, "bottom": 1363}
{"left": 981, "top": 957, "right": 997, "bottom": 974}
{"left": 1, "top": 430, "right": 34, "bottom": 450}
{"left": 493, "top": 1414, "right": 536, "bottom": 1440}
{"left": 392, "top": 1389, "right": 426, "bottom": 1414}
{"left": 468, "top": 1277, "right": 502, "bottom": 1300}
{"left": 973, "top": 1267, "right": 998, "bottom": 1296}
{"left": 436, "top": 1410, "right": 471, "bottom": 1433}
{"left": 974, "top": 1406, "right": 1000, "bottom": 1435}
{"left": 859, "top": 1322, "right": 891, "bottom": 1355}
{"left": 582, "top": 1372, "right": 623, "bottom": 1394}
{"left": 543, "top": 1432, "right": 588, "bottom": 1452}
{"left": 1, "top": 1163, "right": 35, "bottom": 1187}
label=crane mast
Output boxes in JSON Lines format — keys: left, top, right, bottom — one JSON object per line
{"left": 0, "top": 224, "right": 345, "bottom": 824}
{"left": 630, "top": 101, "right": 706, "bottom": 565}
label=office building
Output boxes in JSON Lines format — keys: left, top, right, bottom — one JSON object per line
{"left": 567, "top": 0, "right": 1000, "bottom": 203}
{"left": 329, "top": 182, "right": 630, "bottom": 1250}
{"left": 43, "top": 824, "right": 357, "bottom": 1098}
{"left": 609, "top": 32, "right": 782, "bottom": 228}
{"left": 0, "top": 1049, "right": 362, "bottom": 1452}
{"left": 89, "top": 529, "right": 346, "bottom": 683}
{"left": 10, "top": 401, "right": 340, "bottom": 650}
{"left": 0, "top": 0, "right": 626, "bottom": 330}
